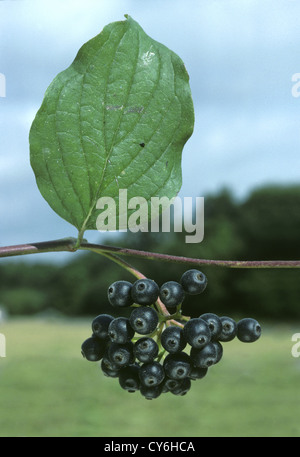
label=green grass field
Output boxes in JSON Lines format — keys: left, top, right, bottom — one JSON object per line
{"left": 0, "top": 316, "right": 299, "bottom": 437}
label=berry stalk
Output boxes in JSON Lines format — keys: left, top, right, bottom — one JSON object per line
{"left": 101, "top": 250, "right": 184, "bottom": 323}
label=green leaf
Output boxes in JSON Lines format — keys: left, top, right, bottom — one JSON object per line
{"left": 29, "top": 15, "right": 194, "bottom": 237}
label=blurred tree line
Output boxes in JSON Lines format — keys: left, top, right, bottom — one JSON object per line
{"left": 1, "top": 184, "right": 300, "bottom": 320}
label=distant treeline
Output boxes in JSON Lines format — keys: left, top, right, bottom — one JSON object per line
{"left": 1, "top": 184, "right": 300, "bottom": 320}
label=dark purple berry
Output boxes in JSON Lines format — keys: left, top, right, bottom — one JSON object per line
{"left": 133, "top": 337, "right": 159, "bottom": 363}
{"left": 140, "top": 384, "right": 163, "bottom": 400}
{"left": 161, "top": 377, "right": 183, "bottom": 393}
{"left": 139, "top": 361, "right": 165, "bottom": 387}
{"left": 180, "top": 269, "right": 207, "bottom": 295}
{"left": 199, "top": 313, "right": 222, "bottom": 340}
{"left": 237, "top": 318, "right": 261, "bottom": 343}
{"left": 107, "top": 280, "right": 133, "bottom": 307}
{"left": 218, "top": 316, "right": 237, "bottom": 342}
{"left": 118, "top": 365, "right": 140, "bottom": 393}
{"left": 108, "top": 317, "right": 135, "bottom": 344}
{"left": 159, "top": 281, "right": 185, "bottom": 308}
{"left": 183, "top": 318, "right": 211, "bottom": 349}
{"left": 161, "top": 326, "right": 187, "bottom": 353}
{"left": 131, "top": 278, "right": 159, "bottom": 305}
{"left": 81, "top": 336, "right": 106, "bottom": 362}
{"left": 189, "top": 365, "right": 208, "bottom": 381}
{"left": 91, "top": 314, "right": 114, "bottom": 339}
{"left": 190, "top": 341, "right": 223, "bottom": 369}
{"left": 107, "top": 341, "right": 134, "bottom": 368}
{"left": 169, "top": 377, "right": 191, "bottom": 396}
{"left": 129, "top": 306, "right": 159, "bottom": 335}
{"left": 100, "top": 357, "right": 121, "bottom": 378}
{"left": 163, "top": 352, "right": 192, "bottom": 380}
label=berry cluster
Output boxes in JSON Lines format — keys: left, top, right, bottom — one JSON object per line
{"left": 81, "top": 269, "right": 262, "bottom": 400}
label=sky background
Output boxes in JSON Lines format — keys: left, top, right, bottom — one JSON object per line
{"left": 0, "top": 0, "right": 300, "bottom": 263}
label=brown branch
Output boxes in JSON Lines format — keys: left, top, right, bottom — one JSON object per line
{"left": 0, "top": 237, "right": 299, "bottom": 268}
{"left": 79, "top": 241, "right": 300, "bottom": 269}
{"left": 0, "top": 237, "right": 78, "bottom": 258}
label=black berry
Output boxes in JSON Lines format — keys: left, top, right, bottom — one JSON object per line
{"left": 218, "top": 316, "right": 237, "bottom": 342}
{"left": 159, "top": 281, "right": 185, "bottom": 308}
{"left": 163, "top": 352, "right": 192, "bottom": 380}
{"left": 107, "top": 280, "right": 133, "bottom": 307}
{"left": 133, "top": 337, "right": 159, "bottom": 363}
{"left": 170, "top": 377, "right": 191, "bottom": 396}
{"left": 108, "top": 317, "right": 135, "bottom": 344}
{"left": 140, "top": 384, "right": 163, "bottom": 400}
{"left": 107, "top": 341, "right": 134, "bottom": 368}
{"left": 199, "top": 313, "right": 222, "bottom": 340}
{"left": 129, "top": 306, "right": 159, "bottom": 335}
{"left": 81, "top": 336, "right": 106, "bottom": 362}
{"left": 190, "top": 341, "right": 223, "bottom": 369}
{"left": 237, "top": 318, "right": 262, "bottom": 343}
{"left": 183, "top": 318, "right": 211, "bottom": 349}
{"left": 161, "top": 326, "right": 187, "bottom": 353}
{"left": 100, "top": 357, "right": 121, "bottom": 378}
{"left": 118, "top": 364, "right": 140, "bottom": 393}
{"left": 91, "top": 314, "right": 114, "bottom": 339}
{"left": 212, "top": 341, "right": 223, "bottom": 363}
{"left": 139, "top": 361, "right": 165, "bottom": 387}
{"left": 189, "top": 365, "right": 208, "bottom": 381}
{"left": 161, "top": 377, "right": 183, "bottom": 393}
{"left": 180, "top": 269, "right": 207, "bottom": 295}
{"left": 131, "top": 278, "right": 159, "bottom": 305}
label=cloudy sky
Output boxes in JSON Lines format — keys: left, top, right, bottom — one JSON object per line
{"left": 1, "top": 0, "right": 300, "bottom": 263}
